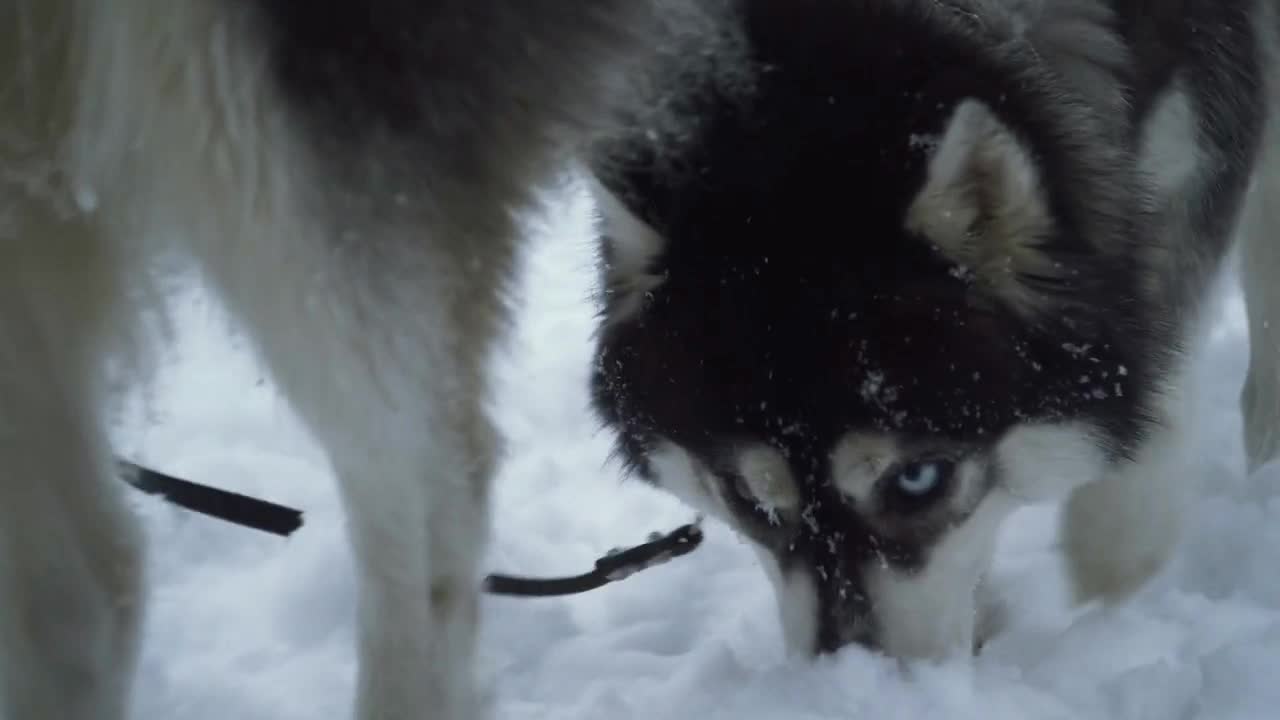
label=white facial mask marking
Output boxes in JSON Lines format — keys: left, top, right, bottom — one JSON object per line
{"left": 754, "top": 547, "right": 820, "bottom": 657}
{"left": 864, "top": 491, "right": 1014, "bottom": 659}
{"left": 644, "top": 423, "right": 1107, "bottom": 661}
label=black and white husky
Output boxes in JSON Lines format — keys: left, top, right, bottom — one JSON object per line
{"left": 587, "top": 0, "right": 1280, "bottom": 660}
{"left": 2, "top": 0, "right": 1279, "bottom": 718}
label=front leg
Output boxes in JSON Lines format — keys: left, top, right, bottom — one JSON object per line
{"left": 1060, "top": 406, "right": 1193, "bottom": 604}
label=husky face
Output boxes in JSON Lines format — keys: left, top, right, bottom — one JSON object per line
{"left": 589, "top": 0, "right": 1169, "bottom": 659}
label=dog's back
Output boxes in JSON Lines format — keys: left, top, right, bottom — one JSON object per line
{"left": 0, "top": 1, "right": 734, "bottom": 718}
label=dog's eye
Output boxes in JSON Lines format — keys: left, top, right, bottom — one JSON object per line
{"left": 897, "top": 461, "right": 945, "bottom": 495}
{"left": 883, "top": 459, "right": 955, "bottom": 511}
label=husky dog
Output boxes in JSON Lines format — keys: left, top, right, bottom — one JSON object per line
{"left": 0, "top": 1, "right": 743, "bottom": 718}
{"left": 4, "top": 0, "right": 1280, "bottom": 717}
{"left": 589, "top": 0, "right": 1280, "bottom": 659}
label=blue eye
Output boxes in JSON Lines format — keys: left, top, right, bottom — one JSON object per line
{"left": 897, "top": 462, "right": 942, "bottom": 495}
{"left": 886, "top": 459, "right": 956, "bottom": 509}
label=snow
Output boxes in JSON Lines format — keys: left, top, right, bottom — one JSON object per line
{"left": 115, "top": 189, "right": 1280, "bottom": 720}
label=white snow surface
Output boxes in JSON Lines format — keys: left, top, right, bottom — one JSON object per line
{"left": 114, "top": 191, "right": 1280, "bottom": 720}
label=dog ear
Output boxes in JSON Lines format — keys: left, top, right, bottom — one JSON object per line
{"left": 586, "top": 173, "right": 668, "bottom": 326}
{"left": 905, "top": 99, "right": 1071, "bottom": 320}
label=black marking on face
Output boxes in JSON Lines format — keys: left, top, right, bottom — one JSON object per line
{"left": 588, "top": 0, "right": 1176, "bottom": 654}
{"left": 689, "top": 439, "right": 992, "bottom": 653}
{"left": 589, "top": 2, "right": 1161, "bottom": 463}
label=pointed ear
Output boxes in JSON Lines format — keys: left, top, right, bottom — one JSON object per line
{"left": 586, "top": 173, "right": 668, "bottom": 326}
{"left": 905, "top": 100, "right": 1068, "bottom": 319}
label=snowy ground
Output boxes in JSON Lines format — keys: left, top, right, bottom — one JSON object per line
{"left": 114, "top": 189, "right": 1280, "bottom": 720}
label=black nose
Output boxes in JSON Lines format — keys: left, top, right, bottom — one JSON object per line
{"left": 813, "top": 604, "right": 879, "bottom": 655}
{"left": 806, "top": 556, "right": 879, "bottom": 654}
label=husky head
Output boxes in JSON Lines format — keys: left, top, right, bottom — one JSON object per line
{"left": 588, "top": 0, "right": 1170, "bottom": 659}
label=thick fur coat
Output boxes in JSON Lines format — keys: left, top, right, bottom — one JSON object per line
{"left": 2, "top": 0, "right": 1280, "bottom": 718}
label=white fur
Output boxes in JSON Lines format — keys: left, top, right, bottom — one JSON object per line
{"left": 1048, "top": 76, "right": 1213, "bottom": 606}
{"left": 1050, "top": 27, "right": 1279, "bottom": 608}
{"left": 0, "top": 275, "right": 145, "bottom": 720}
{"left": 646, "top": 441, "right": 820, "bottom": 655}
{"left": 993, "top": 422, "right": 1108, "bottom": 503}
{"left": 1, "top": 3, "right": 507, "bottom": 718}
{"left": 864, "top": 491, "right": 1013, "bottom": 660}
{"left": 753, "top": 549, "right": 821, "bottom": 657}
{"left": 1065, "top": 69, "right": 1214, "bottom": 596}
{"left": 1239, "top": 45, "right": 1280, "bottom": 473}
{"left": 990, "top": 409, "right": 1190, "bottom": 605}
{"left": 863, "top": 422, "right": 1108, "bottom": 659}
{"left": 1240, "top": 159, "right": 1280, "bottom": 472}
{"left": 649, "top": 420, "right": 1120, "bottom": 659}
{"left": 904, "top": 99, "right": 1058, "bottom": 318}
{"left": 855, "top": 449, "right": 1005, "bottom": 659}
{"left": 1138, "top": 82, "right": 1201, "bottom": 199}
{"left": 1060, "top": 373, "right": 1195, "bottom": 603}
{"left": 646, "top": 440, "right": 805, "bottom": 523}
{"left": 8, "top": 2, "right": 1280, "bottom": 714}
{"left": 587, "top": 175, "right": 668, "bottom": 326}
{"left": 736, "top": 445, "right": 801, "bottom": 518}
{"left": 989, "top": 412, "right": 1192, "bottom": 604}
{"left": 647, "top": 440, "right": 728, "bottom": 519}
{"left": 1136, "top": 79, "right": 1217, "bottom": 306}
{"left": 828, "top": 433, "right": 899, "bottom": 507}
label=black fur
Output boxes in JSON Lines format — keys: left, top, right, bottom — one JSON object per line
{"left": 1116, "top": 0, "right": 1264, "bottom": 307}
{"left": 588, "top": 0, "right": 1261, "bottom": 653}
{"left": 250, "top": 0, "right": 685, "bottom": 217}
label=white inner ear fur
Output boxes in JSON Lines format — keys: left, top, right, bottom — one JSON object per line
{"left": 905, "top": 99, "right": 1059, "bottom": 317}
{"left": 585, "top": 175, "right": 667, "bottom": 326}
{"left": 753, "top": 547, "right": 820, "bottom": 657}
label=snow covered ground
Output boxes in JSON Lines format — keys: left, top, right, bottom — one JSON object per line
{"left": 114, "top": 189, "right": 1280, "bottom": 720}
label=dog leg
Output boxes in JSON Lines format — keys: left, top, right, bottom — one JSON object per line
{"left": 1239, "top": 125, "right": 1280, "bottom": 473}
{"left": 1060, "top": 388, "right": 1192, "bottom": 604}
{"left": 333, "top": 403, "right": 496, "bottom": 720}
{"left": 0, "top": 6, "right": 147, "bottom": 716}
{"left": 0, "top": 224, "right": 145, "bottom": 720}
{"left": 194, "top": 202, "right": 516, "bottom": 719}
